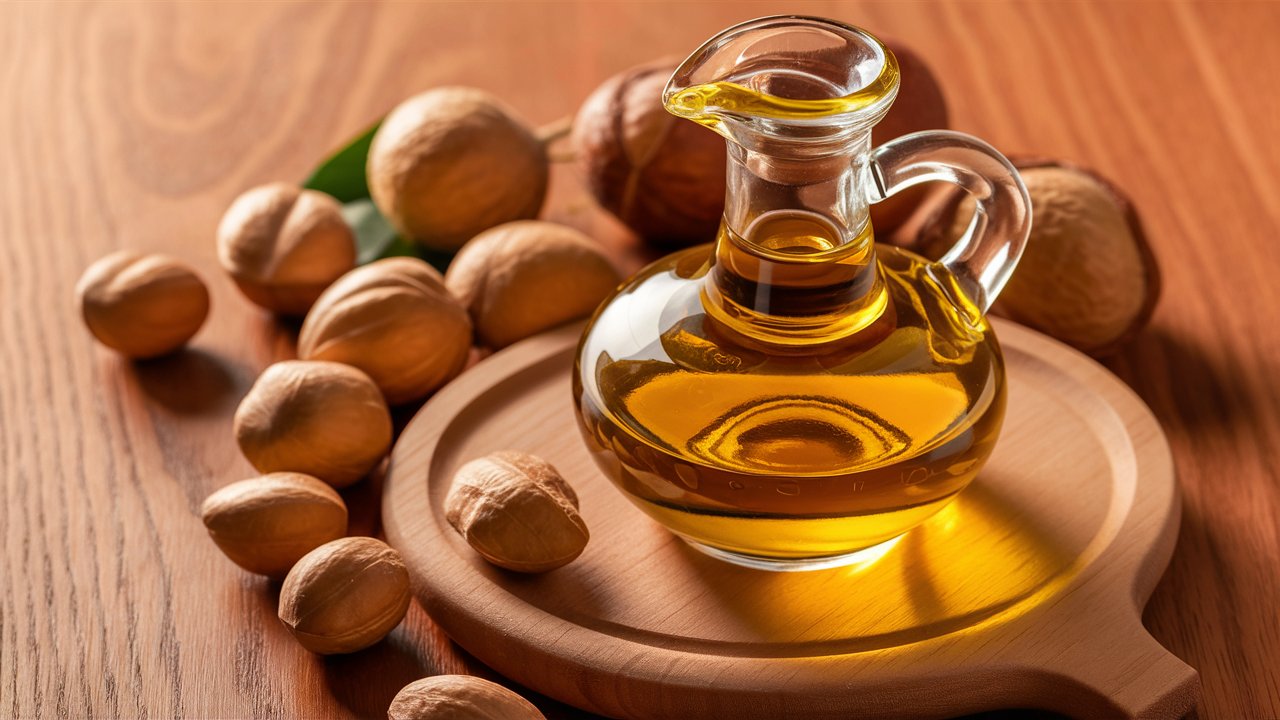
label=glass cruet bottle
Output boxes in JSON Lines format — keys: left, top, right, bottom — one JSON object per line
{"left": 572, "top": 15, "right": 1031, "bottom": 571}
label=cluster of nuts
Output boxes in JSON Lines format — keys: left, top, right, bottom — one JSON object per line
{"left": 196, "top": 88, "right": 608, "bottom": 669}
{"left": 73, "top": 80, "right": 624, "bottom": 717}
{"left": 74, "top": 85, "right": 622, "bottom": 367}
{"left": 204, "top": 357, "right": 409, "bottom": 655}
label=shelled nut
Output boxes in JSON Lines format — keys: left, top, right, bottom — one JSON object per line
{"left": 234, "top": 360, "right": 392, "bottom": 488}
{"left": 278, "top": 536, "right": 411, "bottom": 655}
{"left": 298, "top": 257, "right": 473, "bottom": 404}
{"left": 201, "top": 472, "right": 348, "bottom": 578}
{"left": 445, "top": 451, "right": 589, "bottom": 573}
{"left": 917, "top": 159, "right": 1159, "bottom": 356}
{"left": 76, "top": 251, "right": 210, "bottom": 358}
{"left": 216, "top": 183, "right": 356, "bottom": 315}
{"left": 388, "top": 675, "right": 545, "bottom": 720}
{"left": 368, "top": 86, "right": 549, "bottom": 252}
{"left": 445, "top": 221, "right": 619, "bottom": 349}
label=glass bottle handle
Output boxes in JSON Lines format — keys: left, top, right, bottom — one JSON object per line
{"left": 865, "top": 130, "right": 1032, "bottom": 313}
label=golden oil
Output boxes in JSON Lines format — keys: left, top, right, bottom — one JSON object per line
{"left": 574, "top": 211, "right": 1005, "bottom": 568}
{"left": 664, "top": 74, "right": 897, "bottom": 128}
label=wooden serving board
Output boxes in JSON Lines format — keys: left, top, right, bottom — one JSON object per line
{"left": 383, "top": 318, "right": 1199, "bottom": 719}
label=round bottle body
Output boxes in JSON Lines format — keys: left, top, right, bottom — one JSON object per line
{"left": 573, "top": 244, "right": 1006, "bottom": 570}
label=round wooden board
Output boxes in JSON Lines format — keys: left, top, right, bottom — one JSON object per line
{"left": 383, "top": 318, "right": 1199, "bottom": 720}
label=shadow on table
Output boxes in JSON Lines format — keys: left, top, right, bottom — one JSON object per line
{"left": 127, "top": 347, "right": 241, "bottom": 415}
{"left": 1105, "top": 326, "right": 1268, "bottom": 440}
{"left": 323, "top": 633, "right": 432, "bottom": 718}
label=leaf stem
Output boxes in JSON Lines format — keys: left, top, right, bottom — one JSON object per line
{"left": 536, "top": 116, "right": 577, "bottom": 163}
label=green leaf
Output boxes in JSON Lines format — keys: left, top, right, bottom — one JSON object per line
{"left": 342, "top": 199, "right": 406, "bottom": 264}
{"left": 340, "top": 199, "right": 453, "bottom": 273}
{"left": 304, "top": 121, "right": 381, "bottom": 203}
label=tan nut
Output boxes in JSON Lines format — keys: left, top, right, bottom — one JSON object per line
{"left": 571, "top": 59, "right": 727, "bottom": 248}
{"left": 388, "top": 675, "right": 545, "bottom": 720}
{"left": 917, "top": 159, "right": 1159, "bottom": 356}
{"left": 216, "top": 183, "right": 356, "bottom": 315}
{"left": 278, "top": 536, "right": 411, "bottom": 655}
{"left": 76, "top": 251, "right": 210, "bottom": 358}
{"left": 201, "top": 472, "right": 347, "bottom": 578}
{"left": 299, "top": 257, "right": 472, "bottom": 404}
{"left": 445, "top": 451, "right": 589, "bottom": 573}
{"left": 234, "top": 360, "right": 392, "bottom": 488}
{"left": 368, "top": 86, "right": 549, "bottom": 252}
{"left": 445, "top": 221, "right": 619, "bottom": 349}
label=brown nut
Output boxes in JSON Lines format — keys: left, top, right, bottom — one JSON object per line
{"left": 216, "top": 183, "right": 356, "bottom": 315}
{"left": 388, "top": 675, "right": 545, "bottom": 720}
{"left": 298, "top": 257, "right": 473, "bottom": 404}
{"left": 445, "top": 451, "right": 589, "bottom": 573}
{"left": 368, "top": 87, "right": 549, "bottom": 252}
{"left": 234, "top": 360, "right": 392, "bottom": 488}
{"left": 869, "top": 40, "right": 951, "bottom": 235}
{"left": 571, "top": 59, "right": 727, "bottom": 248}
{"left": 278, "top": 536, "right": 411, "bottom": 655}
{"left": 445, "top": 221, "right": 620, "bottom": 349}
{"left": 917, "top": 159, "right": 1159, "bottom": 356}
{"left": 76, "top": 251, "right": 210, "bottom": 358}
{"left": 201, "top": 472, "right": 347, "bottom": 578}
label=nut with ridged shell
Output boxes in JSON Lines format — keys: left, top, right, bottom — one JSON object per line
{"left": 298, "top": 257, "right": 473, "bottom": 404}
{"left": 571, "top": 59, "right": 727, "bottom": 248}
{"left": 445, "top": 451, "right": 589, "bottom": 573}
{"left": 216, "top": 183, "right": 355, "bottom": 315}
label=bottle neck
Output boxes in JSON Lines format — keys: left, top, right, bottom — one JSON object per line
{"left": 723, "top": 129, "right": 874, "bottom": 240}
{"left": 702, "top": 130, "right": 888, "bottom": 346}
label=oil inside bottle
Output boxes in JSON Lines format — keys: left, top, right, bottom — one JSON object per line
{"left": 574, "top": 211, "right": 1006, "bottom": 567}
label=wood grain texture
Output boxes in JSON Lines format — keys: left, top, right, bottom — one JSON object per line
{"left": 381, "top": 318, "right": 1196, "bottom": 719}
{"left": 1, "top": 1, "right": 1276, "bottom": 718}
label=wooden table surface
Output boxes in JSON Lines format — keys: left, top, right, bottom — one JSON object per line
{"left": 3, "top": 2, "right": 1278, "bottom": 718}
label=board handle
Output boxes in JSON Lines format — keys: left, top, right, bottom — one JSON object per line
{"left": 1037, "top": 621, "right": 1200, "bottom": 719}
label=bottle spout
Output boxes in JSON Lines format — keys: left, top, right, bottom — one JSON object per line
{"left": 663, "top": 15, "right": 900, "bottom": 137}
